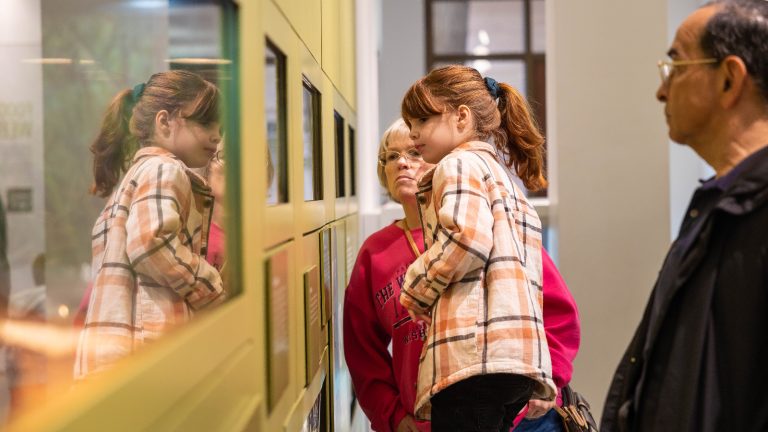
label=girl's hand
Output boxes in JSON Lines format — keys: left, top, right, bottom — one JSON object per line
{"left": 407, "top": 307, "right": 432, "bottom": 326}
{"left": 524, "top": 399, "right": 556, "bottom": 419}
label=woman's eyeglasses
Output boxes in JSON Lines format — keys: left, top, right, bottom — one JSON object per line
{"left": 378, "top": 148, "right": 422, "bottom": 166}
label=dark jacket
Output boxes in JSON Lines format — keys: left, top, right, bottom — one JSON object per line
{"left": 602, "top": 145, "right": 768, "bottom": 432}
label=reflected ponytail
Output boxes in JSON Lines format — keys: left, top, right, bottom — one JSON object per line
{"left": 90, "top": 89, "right": 138, "bottom": 197}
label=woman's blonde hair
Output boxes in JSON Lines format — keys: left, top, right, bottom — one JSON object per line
{"left": 376, "top": 118, "right": 411, "bottom": 202}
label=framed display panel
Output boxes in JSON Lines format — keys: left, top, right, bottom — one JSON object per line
{"left": 328, "top": 221, "right": 354, "bottom": 431}
{"left": 265, "top": 247, "right": 291, "bottom": 413}
{"left": 265, "top": 38, "right": 289, "bottom": 206}
{"left": 303, "top": 265, "right": 322, "bottom": 386}
{"left": 333, "top": 110, "right": 345, "bottom": 199}
{"left": 348, "top": 125, "right": 356, "bottom": 197}
{"left": 300, "top": 377, "right": 326, "bottom": 432}
{"left": 302, "top": 77, "right": 323, "bottom": 202}
{"left": 332, "top": 91, "right": 357, "bottom": 219}
{"left": 283, "top": 340, "right": 329, "bottom": 432}
{"left": 319, "top": 228, "right": 333, "bottom": 328}
{"left": 298, "top": 43, "right": 328, "bottom": 234}
{"left": 263, "top": 1, "right": 296, "bottom": 249}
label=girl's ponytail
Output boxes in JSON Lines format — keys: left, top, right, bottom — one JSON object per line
{"left": 401, "top": 65, "right": 546, "bottom": 191}
{"left": 492, "top": 82, "right": 547, "bottom": 191}
{"left": 90, "top": 89, "right": 138, "bottom": 197}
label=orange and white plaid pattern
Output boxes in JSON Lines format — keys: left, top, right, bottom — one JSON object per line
{"left": 75, "top": 147, "right": 225, "bottom": 378}
{"left": 400, "top": 141, "right": 556, "bottom": 419}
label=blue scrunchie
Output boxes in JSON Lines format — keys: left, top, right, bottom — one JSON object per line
{"left": 131, "top": 83, "right": 146, "bottom": 103}
{"left": 484, "top": 76, "right": 500, "bottom": 99}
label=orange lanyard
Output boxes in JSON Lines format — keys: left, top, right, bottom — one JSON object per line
{"left": 402, "top": 219, "right": 421, "bottom": 258}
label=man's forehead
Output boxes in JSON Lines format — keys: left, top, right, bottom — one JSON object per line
{"left": 670, "top": 6, "right": 719, "bottom": 57}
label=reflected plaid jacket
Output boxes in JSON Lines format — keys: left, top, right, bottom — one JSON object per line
{"left": 75, "top": 147, "right": 225, "bottom": 378}
{"left": 400, "top": 141, "right": 556, "bottom": 419}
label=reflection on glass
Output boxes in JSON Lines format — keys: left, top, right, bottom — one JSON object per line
{"left": 0, "top": 0, "right": 236, "bottom": 423}
{"left": 303, "top": 79, "right": 323, "bottom": 201}
{"left": 265, "top": 41, "right": 288, "bottom": 205}
{"left": 433, "top": 0, "right": 524, "bottom": 55}
{"left": 334, "top": 112, "right": 345, "bottom": 198}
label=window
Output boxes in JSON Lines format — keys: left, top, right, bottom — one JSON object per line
{"left": 427, "top": 0, "right": 547, "bottom": 196}
{"left": 265, "top": 40, "right": 288, "bottom": 205}
{"left": 302, "top": 78, "right": 323, "bottom": 201}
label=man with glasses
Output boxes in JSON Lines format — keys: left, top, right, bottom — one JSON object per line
{"left": 602, "top": 1, "right": 768, "bottom": 431}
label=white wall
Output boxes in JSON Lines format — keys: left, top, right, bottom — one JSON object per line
{"left": 378, "top": 0, "right": 425, "bottom": 134}
{"left": 358, "top": 0, "right": 426, "bottom": 243}
{"left": 667, "top": 0, "right": 714, "bottom": 239}
{"left": 547, "top": 0, "right": 671, "bottom": 418}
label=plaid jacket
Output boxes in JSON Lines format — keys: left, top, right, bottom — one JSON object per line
{"left": 75, "top": 147, "right": 225, "bottom": 378}
{"left": 400, "top": 141, "right": 556, "bottom": 419}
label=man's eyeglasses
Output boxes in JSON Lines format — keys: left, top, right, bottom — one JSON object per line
{"left": 378, "top": 149, "right": 423, "bottom": 166}
{"left": 657, "top": 58, "right": 718, "bottom": 84}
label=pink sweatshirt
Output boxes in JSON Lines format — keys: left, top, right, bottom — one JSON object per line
{"left": 344, "top": 222, "right": 430, "bottom": 431}
{"left": 344, "top": 221, "right": 580, "bottom": 431}
{"left": 512, "top": 248, "right": 581, "bottom": 427}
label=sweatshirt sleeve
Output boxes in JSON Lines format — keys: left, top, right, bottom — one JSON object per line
{"left": 343, "top": 247, "right": 408, "bottom": 432}
{"left": 541, "top": 248, "right": 581, "bottom": 389}
{"left": 126, "top": 162, "right": 225, "bottom": 310}
{"left": 401, "top": 157, "right": 494, "bottom": 311}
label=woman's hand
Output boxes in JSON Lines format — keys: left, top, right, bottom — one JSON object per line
{"left": 524, "top": 399, "right": 556, "bottom": 419}
{"left": 396, "top": 414, "right": 420, "bottom": 432}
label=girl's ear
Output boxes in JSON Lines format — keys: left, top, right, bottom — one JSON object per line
{"left": 155, "top": 110, "right": 172, "bottom": 139}
{"left": 456, "top": 105, "right": 472, "bottom": 131}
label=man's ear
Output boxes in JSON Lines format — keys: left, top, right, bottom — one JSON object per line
{"left": 155, "top": 110, "right": 172, "bottom": 138}
{"left": 720, "top": 55, "right": 748, "bottom": 108}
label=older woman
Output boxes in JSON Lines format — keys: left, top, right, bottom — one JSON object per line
{"left": 344, "top": 119, "right": 580, "bottom": 432}
{"left": 344, "top": 119, "right": 431, "bottom": 432}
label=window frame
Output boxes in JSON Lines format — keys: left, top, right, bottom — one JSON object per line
{"left": 425, "top": 0, "right": 547, "bottom": 196}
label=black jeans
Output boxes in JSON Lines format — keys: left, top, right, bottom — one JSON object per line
{"left": 431, "top": 373, "right": 535, "bottom": 432}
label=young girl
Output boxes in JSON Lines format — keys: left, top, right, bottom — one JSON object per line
{"left": 399, "top": 65, "right": 556, "bottom": 430}
{"left": 345, "top": 119, "right": 579, "bottom": 432}
{"left": 75, "top": 70, "right": 226, "bottom": 378}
